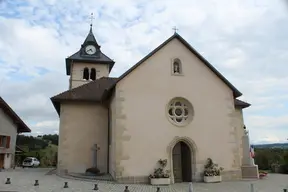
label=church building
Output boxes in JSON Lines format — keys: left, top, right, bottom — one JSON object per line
{"left": 51, "top": 25, "right": 251, "bottom": 184}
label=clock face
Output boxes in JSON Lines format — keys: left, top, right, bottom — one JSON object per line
{"left": 85, "top": 45, "right": 96, "bottom": 55}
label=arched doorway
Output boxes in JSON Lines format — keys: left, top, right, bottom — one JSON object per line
{"left": 172, "top": 141, "right": 192, "bottom": 182}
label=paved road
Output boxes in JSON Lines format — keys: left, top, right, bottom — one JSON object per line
{"left": 0, "top": 168, "right": 288, "bottom": 192}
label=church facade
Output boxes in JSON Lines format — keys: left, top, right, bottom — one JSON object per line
{"left": 51, "top": 26, "right": 251, "bottom": 184}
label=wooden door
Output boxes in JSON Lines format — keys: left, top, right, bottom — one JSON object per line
{"left": 0, "top": 154, "right": 4, "bottom": 168}
{"left": 172, "top": 142, "right": 182, "bottom": 182}
{"left": 181, "top": 142, "right": 192, "bottom": 182}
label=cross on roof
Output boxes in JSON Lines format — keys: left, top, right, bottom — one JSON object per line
{"left": 89, "top": 13, "right": 95, "bottom": 27}
{"left": 172, "top": 26, "right": 179, "bottom": 33}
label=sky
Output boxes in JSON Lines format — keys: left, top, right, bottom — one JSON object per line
{"left": 0, "top": 0, "right": 287, "bottom": 144}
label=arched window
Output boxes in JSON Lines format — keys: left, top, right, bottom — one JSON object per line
{"left": 173, "top": 58, "right": 182, "bottom": 74}
{"left": 83, "top": 67, "right": 89, "bottom": 80}
{"left": 90, "top": 68, "right": 96, "bottom": 80}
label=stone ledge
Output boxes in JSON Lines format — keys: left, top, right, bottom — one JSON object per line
{"left": 68, "top": 172, "right": 115, "bottom": 181}
{"left": 56, "top": 168, "right": 243, "bottom": 184}
{"left": 116, "top": 176, "right": 149, "bottom": 184}
{"left": 221, "top": 170, "right": 242, "bottom": 181}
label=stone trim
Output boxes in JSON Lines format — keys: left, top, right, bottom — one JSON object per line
{"left": 167, "top": 136, "right": 198, "bottom": 183}
{"left": 228, "top": 98, "right": 244, "bottom": 171}
{"left": 167, "top": 136, "right": 198, "bottom": 153}
{"left": 166, "top": 97, "right": 194, "bottom": 127}
{"left": 114, "top": 89, "right": 131, "bottom": 178}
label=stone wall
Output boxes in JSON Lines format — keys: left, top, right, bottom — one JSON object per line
{"left": 57, "top": 102, "right": 108, "bottom": 174}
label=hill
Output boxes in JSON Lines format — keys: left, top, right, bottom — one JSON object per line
{"left": 254, "top": 143, "right": 288, "bottom": 149}
{"left": 16, "top": 134, "right": 58, "bottom": 167}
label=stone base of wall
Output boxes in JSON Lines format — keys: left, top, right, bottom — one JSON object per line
{"left": 221, "top": 170, "right": 242, "bottom": 181}
{"left": 194, "top": 172, "right": 204, "bottom": 182}
{"left": 57, "top": 168, "right": 68, "bottom": 176}
{"left": 115, "top": 170, "right": 242, "bottom": 184}
{"left": 56, "top": 168, "right": 242, "bottom": 184}
{"left": 115, "top": 176, "right": 149, "bottom": 184}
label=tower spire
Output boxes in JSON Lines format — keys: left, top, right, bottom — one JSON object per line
{"left": 65, "top": 12, "right": 115, "bottom": 77}
{"left": 82, "top": 13, "right": 99, "bottom": 47}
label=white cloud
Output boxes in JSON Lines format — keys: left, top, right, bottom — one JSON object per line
{"left": 247, "top": 115, "right": 288, "bottom": 130}
{"left": 0, "top": 0, "right": 287, "bottom": 143}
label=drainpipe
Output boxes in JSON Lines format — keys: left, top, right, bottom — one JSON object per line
{"left": 107, "top": 103, "right": 110, "bottom": 173}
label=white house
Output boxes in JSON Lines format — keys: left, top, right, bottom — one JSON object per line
{"left": 0, "top": 97, "right": 31, "bottom": 169}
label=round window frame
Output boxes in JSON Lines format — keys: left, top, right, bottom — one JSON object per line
{"left": 166, "top": 97, "right": 194, "bottom": 127}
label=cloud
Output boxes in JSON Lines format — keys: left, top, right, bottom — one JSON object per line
{"left": 28, "top": 120, "right": 59, "bottom": 136}
{"left": 0, "top": 0, "right": 287, "bottom": 143}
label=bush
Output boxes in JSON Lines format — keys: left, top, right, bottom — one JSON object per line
{"left": 279, "top": 164, "right": 288, "bottom": 174}
{"left": 149, "top": 159, "right": 170, "bottom": 178}
{"left": 203, "top": 158, "right": 223, "bottom": 176}
{"left": 254, "top": 147, "right": 288, "bottom": 174}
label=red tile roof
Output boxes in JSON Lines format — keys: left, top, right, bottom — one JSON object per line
{"left": 51, "top": 77, "right": 117, "bottom": 114}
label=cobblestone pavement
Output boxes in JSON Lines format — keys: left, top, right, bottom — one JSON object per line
{"left": 0, "top": 168, "right": 288, "bottom": 192}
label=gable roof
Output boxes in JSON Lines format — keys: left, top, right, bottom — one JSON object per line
{"left": 51, "top": 32, "right": 249, "bottom": 115}
{"left": 0, "top": 97, "right": 31, "bottom": 133}
{"left": 113, "top": 32, "right": 242, "bottom": 98}
{"left": 51, "top": 77, "right": 117, "bottom": 114}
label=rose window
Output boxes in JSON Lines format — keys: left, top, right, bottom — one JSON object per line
{"left": 167, "top": 98, "right": 193, "bottom": 126}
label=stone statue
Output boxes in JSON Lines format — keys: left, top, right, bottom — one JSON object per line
{"left": 173, "top": 63, "right": 180, "bottom": 73}
{"left": 241, "top": 126, "right": 259, "bottom": 179}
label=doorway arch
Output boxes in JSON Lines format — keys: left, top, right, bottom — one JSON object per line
{"left": 167, "top": 136, "right": 197, "bottom": 183}
{"left": 172, "top": 141, "right": 192, "bottom": 182}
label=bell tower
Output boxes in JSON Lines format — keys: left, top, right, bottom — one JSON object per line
{"left": 65, "top": 24, "right": 115, "bottom": 89}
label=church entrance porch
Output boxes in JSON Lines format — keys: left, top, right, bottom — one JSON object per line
{"left": 172, "top": 141, "right": 192, "bottom": 183}
{"left": 168, "top": 136, "right": 197, "bottom": 183}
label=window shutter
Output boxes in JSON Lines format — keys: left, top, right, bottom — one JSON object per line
{"left": 6, "top": 136, "right": 10, "bottom": 148}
